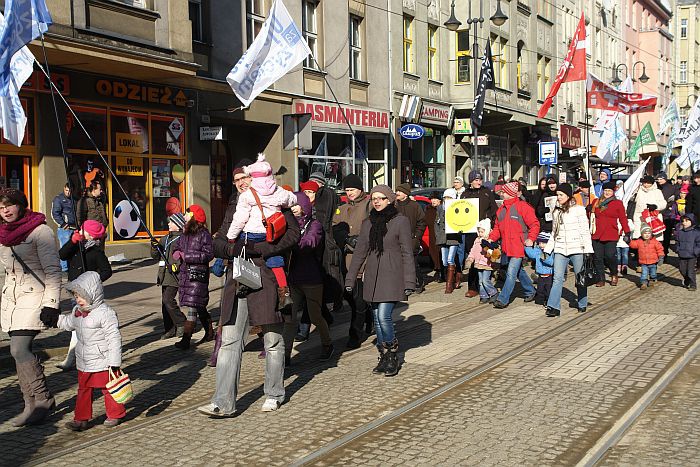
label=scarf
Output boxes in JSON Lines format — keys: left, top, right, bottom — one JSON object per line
{"left": 368, "top": 205, "right": 398, "bottom": 255}
{"left": 596, "top": 195, "right": 615, "bottom": 213}
{"left": 0, "top": 210, "right": 46, "bottom": 247}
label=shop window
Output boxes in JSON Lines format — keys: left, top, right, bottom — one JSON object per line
{"left": 1, "top": 96, "right": 34, "bottom": 146}
{"left": 0, "top": 155, "right": 31, "bottom": 202}
{"left": 152, "top": 158, "right": 185, "bottom": 232}
{"left": 66, "top": 105, "right": 107, "bottom": 151}
{"left": 299, "top": 132, "right": 354, "bottom": 191}
{"left": 111, "top": 110, "right": 149, "bottom": 154}
{"left": 112, "top": 155, "right": 148, "bottom": 240}
{"left": 456, "top": 30, "right": 471, "bottom": 83}
{"left": 151, "top": 115, "right": 184, "bottom": 156}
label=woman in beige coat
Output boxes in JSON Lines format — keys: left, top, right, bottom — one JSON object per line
{"left": 0, "top": 189, "right": 61, "bottom": 426}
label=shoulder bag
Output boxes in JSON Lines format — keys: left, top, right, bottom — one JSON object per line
{"left": 576, "top": 216, "right": 601, "bottom": 288}
{"left": 250, "top": 188, "right": 287, "bottom": 243}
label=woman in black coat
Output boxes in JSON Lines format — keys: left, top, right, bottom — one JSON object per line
{"left": 535, "top": 177, "right": 558, "bottom": 233}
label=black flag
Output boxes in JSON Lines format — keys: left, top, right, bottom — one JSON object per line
{"left": 471, "top": 40, "right": 495, "bottom": 128}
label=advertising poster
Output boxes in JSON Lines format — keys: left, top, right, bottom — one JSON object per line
{"left": 445, "top": 198, "right": 480, "bottom": 234}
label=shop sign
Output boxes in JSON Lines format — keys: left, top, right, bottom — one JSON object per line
{"left": 453, "top": 118, "right": 472, "bottom": 135}
{"left": 560, "top": 124, "right": 582, "bottom": 149}
{"left": 476, "top": 135, "right": 489, "bottom": 146}
{"left": 115, "top": 156, "right": 143, "bottom": 176}
{"left": 420, "top": 102, "right": 452, "bottom": 127}
{"left": 199, "top": 126, "right": 224, "bottom": 141}
{"left": 169, "top": 118, "right": 184, "bottom": 139}
{"left": 116, "top": 132, "right": 147, "bottom": 153}
{"left": 95, "top": 79, "right": 189, "bottom": 107}
{"left": 539, "top": 141, "right": 558, "bottom": 165}
{"left": 400, "top": 124, "right": 425, "bottom": 140}
{"left": 23, "top": 71, "right": 71, "bottom": 95}
{"left": 293, "top": 99, "right": 390, "bottom": 133}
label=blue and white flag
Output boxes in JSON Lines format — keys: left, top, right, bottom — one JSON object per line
{"left": 227, "top": 0, "right": 311, "bottom": 107}
{"left": 597, "top": 115, "right": 626, "bottom": 162}
{"left": 0, "top": 0, "right": 51, "bottom": 96}
{"left": 0, "top": 12, "right": 34, "bottom": 146}
{"left": 676, "top": 97, "right": 700, "bottom": 170}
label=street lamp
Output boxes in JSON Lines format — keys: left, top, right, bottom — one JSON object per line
{"left": 445, "top": 0, "right": 508, "bottom": 173}
{"left": 683, "top": 94, "right": 698, "bottom": 110}
{"left": 611, "top": 61, "right": 649, "bottom": 162}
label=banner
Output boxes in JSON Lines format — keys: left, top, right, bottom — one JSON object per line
{"left": 676, "top": 96, "right": 700, "bottom": 170}
{"left": 537, "top": 12, "right": 586, "bottom": 118}
{"left": 471, "top": 40, "right": 495, "bottom": 128}
{"left": 597, "top": 115, "right": 626, "bottom": 162}
{"left": 593, "top": 77, "right": 632, "bottom": 131}
{"left": 227, "top": 0, "right": 311, "bottom": 107}
{"left": 662, "top": 120, "right": 680, "bottom": 171}
{"left": 626, "top": 122, "right": 656, "bottom": 162}
{"left": 616, "top": 158, "right": 650, "bottom": 206}
{"left": 658, "top": 98, "right": 679, "bottom": 135}
{"left": 586, "top": 73, "right": 657, "bottom": 114}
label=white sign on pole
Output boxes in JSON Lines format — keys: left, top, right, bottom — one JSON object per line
{"left": 539, "top": 141, "right": 558, "bottom": 165}
{"left": 199, "top": 126, "right": 224, "bottom": 141}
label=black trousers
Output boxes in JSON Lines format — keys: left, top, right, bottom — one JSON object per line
{"left": 662, "top": 219, "right": 677, "bottom": 255}
{"left": 535, "top": 275, "right": 553, "bottom": 304}
{"left": 679, "top": 258, "right": 697, "bottom": 288}
{"left": 593, "top": 240, "right": 618, "bottom": 277}
{"left": 463, "top": 232, "right": 479, "bottom": 291}
{"left": 346, "top": 278, "right": 370, "bottom": 340}
{"left": 162, "top": 285, "right": 186, "bottom": 331}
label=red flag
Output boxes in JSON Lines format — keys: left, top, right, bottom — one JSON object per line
{"left": 586, "top": 73, "right": 657, "bottom": 114}
{"left": 537, "top": 13, "right": 587, "bottom": 118}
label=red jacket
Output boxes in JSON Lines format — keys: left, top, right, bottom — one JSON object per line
{"left": 629, "top": 237, "right": 664, "bottom": 265}
{"left": 489, "top": 198, "right": 540, "bottom": 258}
{"left": 592, "top": 197, "right": 629, "bottom": 242}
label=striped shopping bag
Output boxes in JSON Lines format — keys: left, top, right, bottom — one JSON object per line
{"left": 106, "top": 368, "right": 134, "bottom": 404}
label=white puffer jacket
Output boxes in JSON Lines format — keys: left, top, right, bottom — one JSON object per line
{"left": 57, "top": 272, "right": 122, "bottom": 372}
{"left": 632, "top": 183, "right": 667, "bottom": 238}
{"left": 545, "top": 204, "right": 594, "bottom": 256}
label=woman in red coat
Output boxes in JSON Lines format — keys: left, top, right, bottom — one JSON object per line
{"left": 592, "top": 182, "right": 630, "bottom": 286}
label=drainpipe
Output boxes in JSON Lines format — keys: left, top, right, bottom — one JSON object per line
{"left": 387, "top": 1, "right": 394, "bottom": 187}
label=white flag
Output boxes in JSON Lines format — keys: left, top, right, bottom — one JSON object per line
{"left": 593, "top": 77, "right": 632, "bottom": 131}
{"left": 676, "top": 97, "right": 700, "bottom": 170}
{"left": 658, "top": 98, "right": 679, "bottom": 136}
{"left": 227, "top": 0, "right": 311, "bottom": 107}
{"left": 0, "top": 12, "right": 34, "bottom": 147}
{"left": 616, "top": 158, "right": 650, "bottom": 207}
{"left": 597, "top": 115, "right": 626, "bottom": 162}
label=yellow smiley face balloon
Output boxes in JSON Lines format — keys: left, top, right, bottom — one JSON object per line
{"left": 445, "top": 198, "right": 479, "bottom": 233}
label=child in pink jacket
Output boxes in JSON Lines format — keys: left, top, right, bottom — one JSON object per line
{"left": 465, "top": 219, "right": 498, "bottom": 303}
{"left": 227, "top": 154, "right": 297, "bottom": 306}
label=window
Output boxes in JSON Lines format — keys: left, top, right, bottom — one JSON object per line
{"left": 246, "top": 0, "right": 265, "bottom": 47}
{"left": 537, "top": 54, "right": 551, "bottom": 101}
{"left": 680, "top": 61, "right": 687, "bottom": 83}
{"left": 456, "top": 30, "right": 471, "bottom": 83}
{"left": 537, "top": 0, "right": 552, "bottom": 20}
{"left": 189, "top": 0, "right": 203, "bottom": 42}
{"left": 302, "top": 0, "right": 318, "bottom": 69}
{"left": 517, "top": 41, "right": 524, "bottom": 91}
{"left": 491, "top": 34, "right": 508, "bottom": 89}
{"left": 349, "top": 15, "right": 362, "bottom": 79}
{"left": 403, "top": 15, "right": 415, "bottom": 73}
{"left": 681, "top": 18, "right": 688, "bottom": 38}
{"left": 428, "top": 25, "right": 439, "bottom": 80}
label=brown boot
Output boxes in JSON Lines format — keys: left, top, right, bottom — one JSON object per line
{"left": 277, "top": 286, "right": 293, "bottom": 310}
{"left": 454, "top": 271, "right": 463, "bottom": 289}
{"left": 12, "top": 362, "right": 35, "bottom": 427}
{"left": 175, "top": 320, "right": 196, "bottom": 350}
{"left": 23, "top": 359, "right": 55, "bottom": 425}
{"left": 195, "top": 311, "right": 214, "bottom": 345}
{"left": 445, "top": 265, "right": 456, "bottom": 294}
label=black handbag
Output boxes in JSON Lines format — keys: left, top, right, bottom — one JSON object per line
{"left": 188, "top": 266, "right": 208, "bottom": 283}
{"left": 576, "top": 254, "right": 601, "bottom": 288}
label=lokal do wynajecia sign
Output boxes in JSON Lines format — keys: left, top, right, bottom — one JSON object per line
{"left": 400, "top": 124, "right": 425, "bottom": 140}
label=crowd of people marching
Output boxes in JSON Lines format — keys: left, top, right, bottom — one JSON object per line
{"left": 2, "top": 156, "right": 700, "bottom": 429}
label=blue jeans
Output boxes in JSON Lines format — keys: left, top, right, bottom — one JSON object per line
{"left": 546, "top": 253, "right": 588, "bottom": 311}
{"left": 56, "top": 227, "right": 72, "bottom": 272}
{"left": 456, "top": 235, "right": 466, "bottom": 267}
{"left": 441, "top": 245, "right": 459, "bottom": 266}
{"left": 497, "top": 255, "right": 535, "bottom": 304}
{"left": 371, "top": 302, "right": 397, "bottom": 348}
{"left": 640, "top": 264, "right": 657, "bottom": 282}
{"left": 617, "top": 247, "right": 629, "bottom": 267}
{"left": 245, "top": 232, "right": 284, "bottom": 268}
{"left": 477, "top": 269, "right": 498, "bottom": 298}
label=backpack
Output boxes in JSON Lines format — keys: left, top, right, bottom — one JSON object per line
{"left": 496, "top": 202, "right": 529, "bottom": 241}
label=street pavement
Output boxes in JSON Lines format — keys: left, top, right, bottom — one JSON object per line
{"left": 0, "top": 258, "right": 697, "bottom": 466}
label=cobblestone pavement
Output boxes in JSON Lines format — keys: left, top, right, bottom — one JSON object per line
{"left": 0, "top": 260, "right": 696, "bottom": 465}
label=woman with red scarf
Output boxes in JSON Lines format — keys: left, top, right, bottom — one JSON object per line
{"left": 0, "top": 189, "right": 61, "bottom": 426}
{"left": 592, "top": 182, "right": 631, "bottom": 286}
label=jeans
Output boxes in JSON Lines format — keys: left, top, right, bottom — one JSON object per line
{"left": 616, "top": 247, "right": 629, "bottom": 267}
{"left": 371, "top": 302, "right": 397, "bottom": 348}
{"left": 497, "top": 255, "right": 535, "bottom": 304}
{"left": 56, "top": 227, "right": 72, "bottom": 272}
{"left": 212, "top": 298, "right": 285, "bottom": 413}
{"left": 640, "top": 264, "right": 657, "bottom": 283}
{"left": 477, "top": 269, "right": 498, "bottom": 298}
{"left": 679, "top": 258, "right": 697, "bottom": 288}
{"left": 546, "top": 253, "right": 588, "bottom": 311}
{"left": 441, "top": 245, "right": 459, "bottom": 266}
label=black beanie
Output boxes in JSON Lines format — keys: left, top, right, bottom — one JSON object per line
{"left": 342, "top": 174, "right": 363, "bottom": 190}
{"left": 556, "top": 183, "right": 573, "bottom": 199}
{"left": 603, "top": 181, "right": 617, "bottom": 191}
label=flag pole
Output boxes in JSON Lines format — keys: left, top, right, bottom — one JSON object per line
{"left": 584, "top": 82, "right": 592, "bottom": 182}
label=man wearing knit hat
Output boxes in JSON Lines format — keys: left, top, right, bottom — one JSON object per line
{"left": 461, "top": 170, "right": 498, "bottom": 298}
{"left": 395, "top": 183, "right": 427, "bottom": 293}
{"left": 333, "top": 173, "right": 373, "bottom": 348}
{"left": 655, "top": 172, "right": 679, "bottom": 255}
{"left": 488, "top": 181, "right": 540, "bottom": 308}
{"left": 573, "top": 180, "right": 596, "bottom": 208}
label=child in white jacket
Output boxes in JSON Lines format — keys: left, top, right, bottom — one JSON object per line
{"left": 40, "top": 271, "right": 125, "bottom": 431}
{"left": 227, "top": 154, "right": 297, "bottom": 307}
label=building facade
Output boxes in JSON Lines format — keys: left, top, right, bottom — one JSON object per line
{"left": 673, "top": 0, "right": 700, "bottom": 134}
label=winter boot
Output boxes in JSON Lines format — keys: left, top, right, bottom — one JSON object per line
{"left": 383, "top": 339, "right": 400, "bottom": 377}
{"left": 445, "top": 265, "right": 456, "bottom": 294}
{"left": 277, "top": 286, "right": 293, "bottom": 310}
{"left": 372, "top": 347, "right": 388, "bottom": 374}
{"left": 24, "top": 359, "right": 55, "bottom": 425}
{"left": 11, "top": 363, "right": 35, "bottom": 427}
{"left": 454, "top": 271, "right": 463, "bottom": 289}
{"left": 160, "top": 327, "right": 177, "bottom": 340}
{"left": 175, "top": 320, "right": 196, "bottom": 350}
{"left": 207, "top": 327, "right": 223, "bottom": 367}
{"left": 436, "top": 267, "right": 446, "bottom": 283}
{"left": 195, "top": 311, "right": 214, "bottom": 345}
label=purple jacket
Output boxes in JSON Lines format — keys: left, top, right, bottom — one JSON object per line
{"left": 176, "top": 228, "right": 214, "bottom": 308}
{"left": 288, "top": 192, "right": 324, "bottom": 285}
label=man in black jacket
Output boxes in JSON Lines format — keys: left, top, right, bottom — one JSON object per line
{"left": 395, "top": 183, "right": 427, "bottom": 293}
{"left": 686, "top": 171, "right": 700, "bottom": 270}
{"left": 656, "top": 172, "right": 679, "bottom": 255}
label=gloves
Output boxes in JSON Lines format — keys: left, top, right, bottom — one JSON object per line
{"left": 404, "top": 289, "right": 414, "bottom": 296}
{"left": 481, "top": 239, "right": 497, "bottom": 249}
{"left": 150, "top": 238, "right": 161, "bottom": 249}
{"left": 344, "top": 286, "right": 353, "bottom": 293}
{"left": 71, "top": 230, "right": 84, "bottom": 244}
{"left": 172, "top": 250, "right": 183, "bottom": 261}
{"left": 658, "top": 256, "right": 665, "bottom": 266}
{"left": 646, "top": 204, "right": 658, "bottom": 211}
{"left": 623, "top": 234, "right": 631, "bottom": 244}
{"left": 39, "top": 307, "right": 60, "bottom": 327}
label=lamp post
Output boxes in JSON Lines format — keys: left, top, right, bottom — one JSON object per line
{"left": 445, "top": 0, "right": 507, "bottom": 174}
{"left": 611, "top": 62, "right": 649, "bottom": 162}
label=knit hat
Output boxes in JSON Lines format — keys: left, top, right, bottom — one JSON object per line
{"left": 536, "top": 231, "right": 551, "bottom": 244}
{"left": 602, "top": 181, "right": 617, "bottom": 191}
{"left": 556, "top": 183, "right": 573, "bottom": 199}
{"left": 468, "top": 170, "right": 483, "bottom": 183}
{"left": 82, "top": 220, "right": 106, "bottom": 239}
{"left": 300, "top": 180, "right": 319, "bottom": 193}
{"left": 187, "top": 204, "right": 206, "bottom": 224}
{"left": 656, "top": 172, "right": 668, "bottom": 180}
{"left": 429, "top": 191, "right": 442, "bottom": 200}
{"left": 244, "top": 153, "right": 272, "bottom": 179}
{"left": 168, "top": 212, "right": 186, "bottom": 231}
{"left": 396, "top": 183, "right": 411, "bottom": 196}
{"left": 546, "top": 177, "right": 557, "bottom": 185}
{"left": 442, "top": 188, "right": 458, "bottom": 199}
{"left": 475, "top": 218, "right": 491, "bottom": 237}
{"left": 641, "top": 175, "right": 655, "bottom": 184}
{"left": 694, "top": 171, "right": 700, "bottom": 178}
{"left": 369, "top": 184, "right": 396, "bottom": 203}
{"left": 342, "top": 174, "right": 363, "bottom": 190}
{"left": 309, "top": 172, "right": 326, "bottom": 184}
{"left": 640, "top": 223, "right": 652, "bottom": 234}
{"left": 579, "top": 180, "right": 591, "bottom": 188}
{"left": 453, "top": 176, "right": 465, "bottom": 184}
{"left": 500, "top": 181, "right": 520, "bottom": 198}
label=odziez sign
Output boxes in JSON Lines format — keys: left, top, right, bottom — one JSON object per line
{"left": 95, "top": 79, "right": 189, "bottom": 107}
{"left": 560, "top": 124, "right": 582, "bottom": 149}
